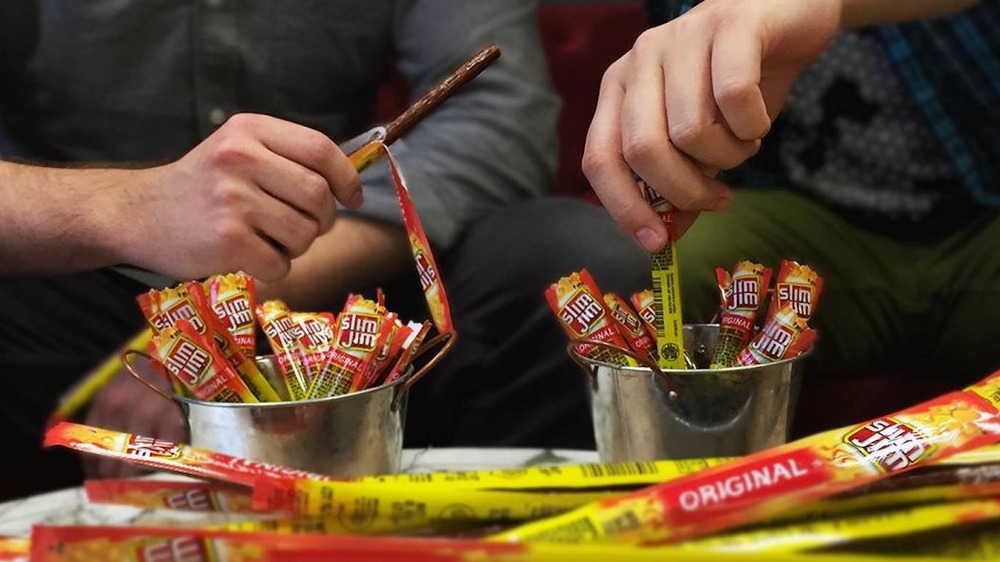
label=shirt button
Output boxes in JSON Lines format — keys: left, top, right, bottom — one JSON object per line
{"left": 209, "top": 108, "right": 228, "bottom": 126}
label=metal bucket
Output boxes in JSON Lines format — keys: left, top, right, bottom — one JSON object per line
{"left": 124, "top": 353, "right": 420, "bottom": 478}
{"left": 571, "top": 324, "right": 809, "bottom": 462}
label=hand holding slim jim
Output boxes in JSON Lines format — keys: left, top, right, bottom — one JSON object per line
{"left": 121, "top": 114, "right": 363, "bottom": 283}
{"left": 582, "top": 0, "right": 839, "bottom": 251}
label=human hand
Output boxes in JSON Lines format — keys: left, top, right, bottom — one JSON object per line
{"left": 83, "top": 370, "right": 187, "bottom": 478}
{"left": 582, "top": 0, "right": 841, "bottom": 251}
{"left": 117, "top": 113, "right": 363, "bottom": 282}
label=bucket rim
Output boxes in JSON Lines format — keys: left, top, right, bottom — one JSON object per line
{"left": 571, "top": 322, "right": 814, "bottom": 375}
{"left": 174, "top": 365, "right": 412, "bottom": 409}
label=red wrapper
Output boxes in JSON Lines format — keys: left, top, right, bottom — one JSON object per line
{"left": 604, "top": 293, "right": 656, "bottom": 361}
{"left": 206, "top": 272, "right": 258, "bottom": 359}
{"left": 768, "top": 259, "right": 825, "bottom": 323}
{"left": 44, "top": 422, "right": 329, "bottom": 487}
{"left": 546, "top": 270, "right": 636, "bottom": 367}
{"left": 710, "top": 261, "right": 773, "bottom": 368}
{"left": 147, "top": 319, "right": 257, "bottom": 403}
{"left": 85, "top": 479, "right": 254, "bottom": 513}
{"left": 737, "top": 304, "right": 816, "bottom": 366}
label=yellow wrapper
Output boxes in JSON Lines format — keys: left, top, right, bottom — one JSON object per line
{"left": 359, "top": 458, "right": 728, "bottom": 490}
{"left": 252, "top": 479, "right": 620, "bottom": 534}
{"left": 639, "top": 179, "right": 686, "bottom": 370}
{"left": 253, "top": 460, "right": 734, "bottom": 535}
{"left": 493, "top": 369, "right": 1000, "bottom": 546}
{"left": 939, "top": 443, "right": 1000, "bottom": 465}
{"left": 684, "top": 498, "right": 1000, "bottom": 553}
{"left": 830, "top": 519, "right": 1000, "bottom": 560}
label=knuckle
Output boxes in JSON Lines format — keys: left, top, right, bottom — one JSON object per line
{"left": 667, "top": 118, "right": 707, "bottom": 152}
{"left": 214, "top": 217, "right": 249, "bottom": 251}
{"left": 301, "top": 132, "right": 336, "bottom": 163}
{"left": 300, "top": 172, "right": 331, "bottom": 210}
{"left": 223, "top": 112, "right": 255, "bottom": 131}
{"left": 599, "top": 60, "right": 624, "bottom": 91}
{"left": 714, "top": 78, "right": 756, "bottom": 107}
{"left": 208, "top": 180, "right": 247, "bottom": 209}
{"left": 670, "top": 188, "right": 709, "bottom": 211}
{"left": 209, "top": 138, "right": 255, "bottom": 169}
{"left": 621, "top": 133, "right": 661, "bottom": 165}
{"left": 580, "top": 150, "right": 609, "bottom": 181}
{"left": 631, "top": 29, "right": 661, "bottom": 58}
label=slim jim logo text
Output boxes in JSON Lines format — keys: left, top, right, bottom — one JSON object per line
{"left": 214, "top": 295, "right": 253, "bottom": 331}
{"left": 560, "top": 290, "right": 604, "bottom": 335}
{"left": 639, "top": 305, "right": 656, "bottom": 326}
{"left": 299, "top": 316, "right": 334, "bottom": 348}
{"left": 125, "top": 435, "right": 182, "bottom": 460}
{"left": 163, "top": 489, "right": 215, "bottom": 511}
{"left": 152, "top": 300, "right": 204, "bottom": 334}
{"left": 339, "top": 313, "right": 380, "bottom": 351}
{"left": 262, "top": 314, "right": 303, "bottom": 351}
{"left": 752, "top": 320, "right": 794, "bottom": 361}
{"left": 415, "top": 250, "right": 437, "bottom": 291}
{"left": 846, "top": 418, "right": 932, "bottom": 473}
{"left": 727, "top": 277, "right": 760, "bottom": 310}
{"left": 134, "top": 536, "right": 211, "bottom": 562}
{"left": 611, "top": 305, "right": 643, "bottom": 335}
{"left": 164, "top": 337, "right": 212, "bottom": 385}
{"left": 778, "top": 283, "right": 813, "bottom": 318}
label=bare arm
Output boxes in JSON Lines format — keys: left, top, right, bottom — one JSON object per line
{"left": 0, "top": 114, "right": 362, "bottom": 281}
{"left": 0, "top": 161, "right": 135, "bottom": 275}
{"left": 842, "top": 0, "right": 981, "bottom": 28}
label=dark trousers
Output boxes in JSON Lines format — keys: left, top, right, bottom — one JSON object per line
{"left": 0, "top": 197, "right": 649, "bottom": 499}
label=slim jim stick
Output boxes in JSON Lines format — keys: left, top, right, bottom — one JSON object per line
{"left": 349, "top": 43, "right": 501, "bottom": 172}
{"left": 638, "top": 179, "right": 687, "bottom": 369}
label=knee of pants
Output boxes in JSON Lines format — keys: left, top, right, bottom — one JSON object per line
{"left": 445, "top": 197, "right": 650, "bottom": 304}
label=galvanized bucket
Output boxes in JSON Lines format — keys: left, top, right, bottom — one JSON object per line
{"left": 123, "top": 352, "right": 426, "bottom": 478}
{"left": 570, "top": 324, "right": 809, "bottom": 462}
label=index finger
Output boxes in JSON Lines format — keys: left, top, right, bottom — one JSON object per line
{"left": 583, "top": 57, "right": 667, "bottom": 253}
{"left": 236, "top": 114, "right": 364, "bottom": 210}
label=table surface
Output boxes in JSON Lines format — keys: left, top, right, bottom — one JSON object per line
{"left": 0, "top": 448, "right": 599, "bottom": 538}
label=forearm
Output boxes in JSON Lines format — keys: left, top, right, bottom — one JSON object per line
{"left": 258, "top": 216, "right": 411, "bottom": 310}
{"left": 0, "top": 160, "right": 134, "bottom": 276}
{"left": 841, "top": 0, "right": 981, "bottom": 28}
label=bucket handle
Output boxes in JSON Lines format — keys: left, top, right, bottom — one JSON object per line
{"left": 566, "top": 338, "right": 680, "bottom": 396}
{"left": 392, "top": 331, "right": 458, "bottom": 411}
{"left": 121, "top": 349, "right": 178, "bottom": 404}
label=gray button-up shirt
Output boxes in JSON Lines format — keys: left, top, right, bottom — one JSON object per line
{"left": 0, "top": 0, "right": 559, "bottom": 254}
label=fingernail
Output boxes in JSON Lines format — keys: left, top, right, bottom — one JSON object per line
{"left": 635, "top": 226, "right": 664, "bottom": 252}
{"left": 711, "top": 197, "right": 731, "bottom": 211}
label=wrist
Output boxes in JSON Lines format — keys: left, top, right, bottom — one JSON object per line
{"left": 92, "top": 166, "right": 159, "bottom": 270}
